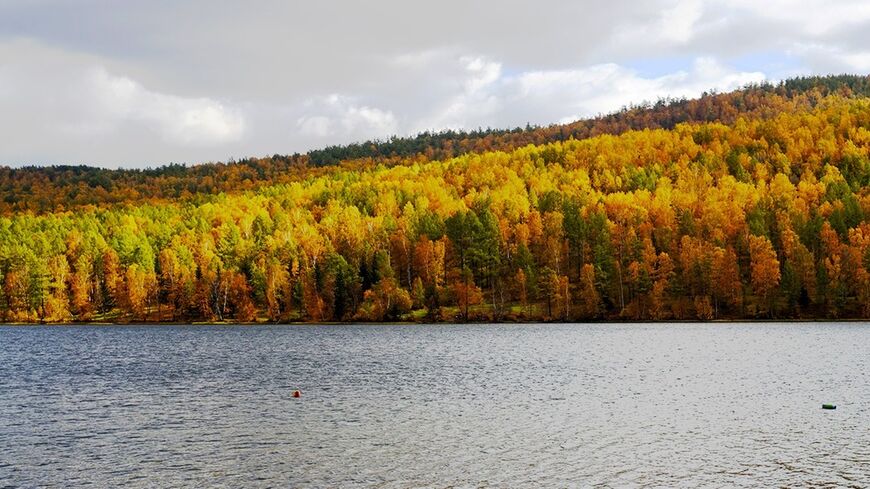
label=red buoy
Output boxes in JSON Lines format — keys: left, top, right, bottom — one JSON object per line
{"left": 292, "top": 390, "right": 302, "bottom": 398}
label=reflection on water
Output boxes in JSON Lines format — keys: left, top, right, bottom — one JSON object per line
{"left": 1, "top": 323, "right": 868, "bottom": 487}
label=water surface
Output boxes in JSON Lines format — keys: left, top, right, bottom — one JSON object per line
{"left": 0, "top": 323, "right": 868, "bottom": 487}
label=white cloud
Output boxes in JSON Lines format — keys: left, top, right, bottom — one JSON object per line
{"left": 660, "top": 0, "right": 703, "bottom": 43}
{"left": 789, "top": 43, "right": 870, "bottom": 73}
{"left": 0, "top": 39, "right": 248, "bottom": 165}
{"left": 297, "top": 115, "right": 332, "bottom": 138}
{"left": 296, "top": 94, "right": 398, "bottom": 140}
{"left": 294, "top": 51, "right": 765, "bottom": 150}
{"left": 838, "top": 53, "right": 870, "bottom": 72}
{"left": 718, "top": 0, "right": 870, "bottom": 35}
{"left": 612, "top": 0, "right": 704, "bottom": 51}
{"left": 413, "top": 56, "right": 503, "bottom": 131}
{"left": 404, "top": 54, "right": 764, "bottom": 132}
{"left": 461, "top": 56, "right": 502, "bottom": 93}
{"left": 540, "top": 57, "right": 764, "bottom": 122}
{"left": 85, "top": 68, "right": 245, "bottom": 145}
{"left": 2, "top": 0, "right": 869, "bottom": 167}
{"left": 340, "top": 106, "right": 397, "bottom": 135}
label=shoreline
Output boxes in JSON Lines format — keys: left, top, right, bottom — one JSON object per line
{"left": 1, "top": 318, "right": 868, "bottom": 326}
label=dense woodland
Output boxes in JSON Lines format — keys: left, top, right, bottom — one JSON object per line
{"left": 1, "top": 77, "right": 869, "bottom": 322}
{"left": 2, "top": 75, "right": 869, "bottom": 215}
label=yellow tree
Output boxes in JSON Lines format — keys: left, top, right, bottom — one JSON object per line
{"left": 711, "top": 246, "right": 742, "bottom": 316}
{"left": 102, "top": 248, "right": 122, "bottom": 310}
{"left": 227, "top": 271, "right": 256, "bottom": 322}
{"left": 650, "top": 252, "right": 674, "bottom": 320}
{"left": 577, "top": 264, "right": 600, "bottom": 319}
{"left": 846, "top": 226, "right": 870, "bottom": 317}
{"left": 780, "top": 227, "right": 816, "bottom": 306}
{"left": 749, "top": 235, "right": 780, "bottom": 316}
{"left": 45, "top": 255, "right": 72, "bottom": 322}
{"left": 413, "top": 236, "right": 446, "bottom": 289}
{"left": 358, "top": 277, "right": 412, "bottom": 321}
{"left": 551, "top": 273, "right": 570, "bottom": 320}
{"left": 265, "top": 259, "right": 290, "bottom": 321}
{"left": 819, "top": 222, "right": 847, "bottom": 315}
{"left": 514, "top": 268, "right": 529, "bottom": 316}
{"left": 125, "top": 264, "right": 149, "bottom": 320}
{"left": 449, "top": 269, "right": 483, "bottom": 320}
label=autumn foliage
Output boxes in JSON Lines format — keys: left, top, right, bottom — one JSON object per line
{"left": 1, "top": 77, "right": 869, "bottom": 322}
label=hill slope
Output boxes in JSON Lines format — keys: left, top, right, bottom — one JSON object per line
{"left": 0, "top": 81, "right": 868, "bottom": 323}
{"left": 2, "top": 75, "right": 868, "bottom": 214}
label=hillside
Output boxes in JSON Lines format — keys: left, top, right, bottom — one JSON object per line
{"left": 0, "top": 78, "right": 869, "bottom": 323}
{"left": 2, "top": 75, "right": 869, "bottom": 215}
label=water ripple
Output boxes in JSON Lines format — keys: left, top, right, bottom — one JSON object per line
{"left": 0, "top": 322, "right": 868, "bottom": 487}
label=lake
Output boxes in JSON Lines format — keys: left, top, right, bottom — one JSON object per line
{"left": 0, "top": 323, "right": 867, "bottom": 487}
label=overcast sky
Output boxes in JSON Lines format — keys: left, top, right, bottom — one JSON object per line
{"left": 1, "top": 0, "right": 869, "bottom": 168}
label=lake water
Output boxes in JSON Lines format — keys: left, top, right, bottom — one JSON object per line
{"left": 0, "top": 323, "right": 867, "bottom": 487}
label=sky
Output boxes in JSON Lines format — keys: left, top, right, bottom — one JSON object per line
{"left": 0, "top": 0, "right": 869, "bottom": 168}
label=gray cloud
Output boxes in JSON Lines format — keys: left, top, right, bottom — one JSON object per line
{"left": 0, "top": 0, "right": 867, "bottom": 167}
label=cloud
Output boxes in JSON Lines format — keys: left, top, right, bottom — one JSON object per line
{"left": 413, "top": 56, "right": 503, "bottom": 131}
{"left": 788, "top": 43, "right": 870, "bottom": 73}
{"left": 0, "top": 0, "right": 867, "bottom": 166}
{"left": 81, "top": 68, "right": 245, "bottom": 145}
{"left": 660, "top": 0, "right": 703, "bottom": 43}
{"left": 614, "top": 0, "right": 704, "bottom": 48}
{"left": 296, "top": 94, "right": 397, "bottom": 140}
{"left": 717, "top": 0, "right": 870, "bottom": 35}
{"left": 0, "top": 40, "right": 245, "bottom": 166}
{"left": 297, "top": 116, "right": 332, "bottom": 138}
{"left": 404, "top": 53, "right": 764, "bottom": 131}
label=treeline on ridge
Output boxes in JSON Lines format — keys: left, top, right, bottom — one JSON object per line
{"left": 0, "top": 92, "right": 868, "bottom": 323}
{"left": 1, "top": 75, "right": 869, "bottom": 214}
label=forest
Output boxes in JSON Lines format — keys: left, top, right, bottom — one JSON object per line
{"left": 2, "top": 75, "right": 869, "bottom": 215}
{"left": 0, "top": 76, "right": 869, "bottom": 323}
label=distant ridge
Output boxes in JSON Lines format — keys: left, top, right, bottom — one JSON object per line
{"left": 0, "top": 76, "right": 868, "bottom": 323}
{"left": 1, "top": 74, "right": 868, "bottom": 214}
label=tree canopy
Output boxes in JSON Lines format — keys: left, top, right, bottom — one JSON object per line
{"left": 1, "top": 77, "right": 869, "bottom": 322}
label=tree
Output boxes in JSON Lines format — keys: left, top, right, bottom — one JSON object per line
{"left": 577, "top": 264, "right": 601, "bottom": 319}
{"left": 411, "top": 277, "right": 426, "bottom": 310}
{"left": 125, "top": 264, "right": 150, "bottom": 320}
{"left": 45, "top": 255, "right": 71, "bottom": 322}
{"left": 101, "top": 248, "right": 122, "bottom": 311}
{"left": 226, "top": 271, "right": 256, "bottom": 322}
{"left": 322, "top": 252, "right": 361, "bottom": 321}
{"left": 358, "top": 277, "right": 412, "bottom": 321}
{"left": 413, "top": 236, "right": 446, "bottom": 289}
{"left": 514, "top": 268, "right": 529, "bottom": 316}
{"left": 449, "top": 268, "right": 483, "bottom": 320}
{"left": 711, "top": 247, "right": 742, "bottom": 316}
{"left": 3, "top": 81, "right": 870, "bottom": 323}
{"left": 749, "top": 235, "right": 781, "bottom": 316}
{"left": 264, "top": 259, "right": 291, "bottom": 322}
{"left": 539, "top": 267, "right": 558, "bottom": 319}
{"left": 71, "top": 255, "right": 94, "bottom": 319}
{"left": 780, "top": 228, "right": 815, "bottom": 309}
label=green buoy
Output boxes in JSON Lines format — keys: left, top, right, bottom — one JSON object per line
{"left": 822, "top": 404, "right": 836, "bottom": 410}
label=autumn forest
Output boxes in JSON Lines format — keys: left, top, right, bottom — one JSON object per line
{"left": 2, "top": 75, "right": 870, "bottom": 323}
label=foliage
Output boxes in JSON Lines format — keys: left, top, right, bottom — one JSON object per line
{"left": 1, "top": 80, "right": 870, "bottom": 322}
{"left": 2, "top": 75, "right": 869, "bottom": 215}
